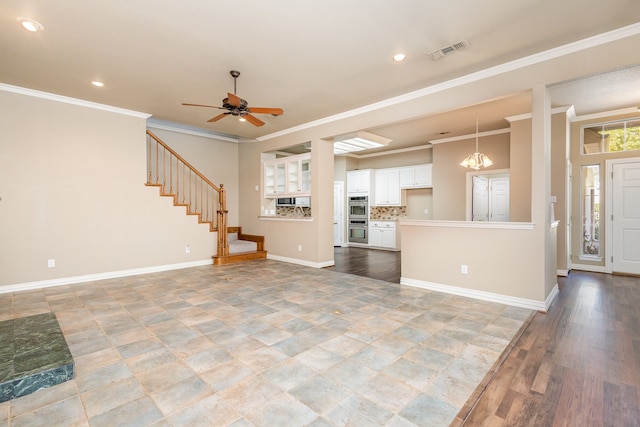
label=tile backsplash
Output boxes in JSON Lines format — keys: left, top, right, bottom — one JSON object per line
{"left": 370, "top": 206, "right": 406, "bottom": 220}
{"left": 276, "top": 206, "right": 312, "bottom": 217}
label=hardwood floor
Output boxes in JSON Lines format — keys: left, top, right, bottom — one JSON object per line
{"left": 457, "top": 271, "right": 640, "bottom": 426}
{"left": 326, "top": 246, "right": 401, "bottom": 283}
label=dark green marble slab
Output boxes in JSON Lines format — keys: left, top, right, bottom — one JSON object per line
{"left": 0, "top": 312, "right": 74, "bottom": 403}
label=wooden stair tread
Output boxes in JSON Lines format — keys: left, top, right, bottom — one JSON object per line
{"left": 213, "top": 250, "right": 267, "bottom": 265}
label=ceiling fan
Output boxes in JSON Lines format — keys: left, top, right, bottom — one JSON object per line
{"left": 182, "top": 70, "right": 284, "bottom": 127}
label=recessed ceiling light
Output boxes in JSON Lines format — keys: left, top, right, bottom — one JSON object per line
{"left": 17, "top": 17, "right": 44, "bottom": 32}
{"left": 91, "top": 81, "right": 104, "bottom": 87}
{"left": 393, "top": 53, "right": 406, "bottom": 62}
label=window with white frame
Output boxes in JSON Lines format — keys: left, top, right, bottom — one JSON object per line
{"left": 581, "top": 164, "right": 600, "bottom": 257}
{"left": 582, "top": 118, "right": 640, "bottom": 155}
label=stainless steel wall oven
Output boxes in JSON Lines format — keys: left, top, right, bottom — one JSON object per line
{"left": 348, "top": 196, "right": 368, "bottom": 219}
{"left": 348, "top": 219, "right": 368, "bottom": 244}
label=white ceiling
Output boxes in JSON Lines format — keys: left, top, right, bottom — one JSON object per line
{"left": 2, "top": 1, "right": 640, "bottom": 150}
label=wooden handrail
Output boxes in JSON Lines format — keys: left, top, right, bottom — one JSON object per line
{"left": 146, "top": 129, "right": 228, "bottom": 258}
{"left": 146, "top": 130, "right": 221, "bottom": 193}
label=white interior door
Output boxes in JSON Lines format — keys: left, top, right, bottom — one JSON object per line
{"left": 472, "top": 175, "right": 489, "bottom": 221}
{"left": 333, "top": 181, "right": 344, "bottom": 247}
{"left": 489, "top": 177, "right": 510, "bottom": 221}
{"left": 612, "top": 161, "right": 640, "bottom": 275}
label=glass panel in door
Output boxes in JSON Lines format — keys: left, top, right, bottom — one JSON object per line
{"left": 288, "top": 159, "right": 299, "bottom": 192}
{"left": 276, "top": 163, "right": 286, "bottom": 194}
{"left": 264, "top": 163, "right": 275, "bottom": 195}
{"left": 301, "top": 159, "right": 311, "bottom": 193}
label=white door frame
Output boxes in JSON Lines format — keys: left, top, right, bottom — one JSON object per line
{"left": 605, "top": 156, "right": 640, "bottom": 274}
{"left": 465, "top": 168, "right": 510, "bottom": 221}
{"left": 333, "top": 181, "right": 345, "bottom": 247}
{"left": 565, "top": 159, "right": 572, "bottom": 274}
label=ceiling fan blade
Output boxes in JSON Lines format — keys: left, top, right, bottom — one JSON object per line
{"left": 243, "top": 114, "right": 265, "bottom": 127}
{"left": 207, "top": 113, "right": 229, "bottom": 123}
{"left": 182, "top": 103, "right": 223, "bottom": 109}
{"left": 248, "top": 107, "right": 284, "bottom": 115}
{"left": 227, "top": 93, "right": 242, "bottom": 107}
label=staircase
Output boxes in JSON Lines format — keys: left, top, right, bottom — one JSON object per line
{"left": 145, "top": 130, "right": 266, "bottom": 264}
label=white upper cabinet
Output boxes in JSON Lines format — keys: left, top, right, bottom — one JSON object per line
{"left": 263, "top": 153, "right": 311, "bottom": 197}
{"left": 399, "top": 164, "right": 432, "bottom": 188}
{"left": 347, "top": 170, "right": 372, "bottom": 194}
{"left": 374, "top": 168, "right": 401, "bottom": 206}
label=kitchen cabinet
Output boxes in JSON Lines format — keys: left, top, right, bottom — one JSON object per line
{"left": 263, "top": 153, "right": 311, "bottom": 197}
{"left": 374, "top": 168, "right": 402, "bottom": 206}
{"left": 347, "top": 170, "right": 373, "bottom": 194}
{"left": 369, "top": 221, "right": 398, "bottom": 250}
{"left": 399, "top": 164, "right": 432, "bottom": 188}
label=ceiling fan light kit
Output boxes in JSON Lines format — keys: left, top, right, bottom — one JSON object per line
{"left": 182, "top": 70, "right": 284, "bottom": 127}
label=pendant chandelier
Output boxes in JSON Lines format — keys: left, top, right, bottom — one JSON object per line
{"left": 460, "top": 111, "right": 493, "bottom": 170}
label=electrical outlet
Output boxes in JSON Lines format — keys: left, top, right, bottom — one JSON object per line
{"left": 460, "top": 264, "right": 468, "bottom": 274}
{"left": 48, "top": 259, "right": 55, "bottom": 268}
{"left": 298, "top": 244, "right": 302, "bottom": 252}
{"left": 185, "top": 245, "right": 191, "bottom": 254}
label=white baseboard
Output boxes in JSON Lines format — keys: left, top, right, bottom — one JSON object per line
{"left": 267, "top": 254, "right": 334, "bottom": 268}
{"left": 571, "top": 263, "right": 607, "bottom": 273}
{"left": 0, "top": 259, "right": 213, "bottom": 295}
{"left": 557, "top": 269, "right": 569, "bottom": 277}
{"left": 544, "top": 283, "right": 560, "bottom": 313}
{"left": 400, "top": 277, "right": 548, "bottom": 311}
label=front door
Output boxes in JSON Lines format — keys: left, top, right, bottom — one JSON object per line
{"left": 611, "top": 161, "right": 640, "bottom": 275}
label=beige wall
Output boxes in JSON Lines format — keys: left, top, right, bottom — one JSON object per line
{"left": 509, "top": 119, "right": 532, "bottom": 222}
{"left": 0, "top": 91, "right": 222, "bottom": 288}
{"left": 432, "top": 133, "right": 510, "bottom": 220}
{"left": 401, "top": 223, "right": 546, "bottom": 302}
{"left": 405, "top": 189, "right": 433, "bottom": 220}
{"left": 333, "top": 156, "right": 347, "bottom": 182}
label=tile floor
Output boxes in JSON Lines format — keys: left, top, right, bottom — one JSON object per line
{"left": 0, "top": 260, "right": 531, "bottom": 426}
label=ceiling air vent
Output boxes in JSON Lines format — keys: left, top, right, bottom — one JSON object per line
{"left": 428, "top": 39, "right": 470, "bottom": 61}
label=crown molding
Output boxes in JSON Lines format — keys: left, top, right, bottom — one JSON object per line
{"left": 572, "top": 106, "right": 640, "bottom": 123}
{"left": 146, "top": 118, "right": 239, "bottom": 143}
{"left": 505, "top": 105, "right": 573, "bottom": 122}
{"left": 0, "top": 83, "right": 151, "bottom": 119}
{"left": 429, "top": 128, "right": 510, "bottom": 145}
{"left": 257, "top": 22, "right": 640, "bottom": 142}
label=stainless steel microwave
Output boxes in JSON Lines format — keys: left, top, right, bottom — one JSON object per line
{"left": 276, "top": 197, "right": 310, "bottom": 207}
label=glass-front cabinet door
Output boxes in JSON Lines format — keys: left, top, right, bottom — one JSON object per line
{"left": 264, "top": 163, "right": 276, "bottom": 196}
{"left": 287, "top": 158, "right": 300, "bottom": 192}
{"left": 300, "top": 158, "right": 311, "bottom": 193}
{"left": 263, "top": 152, "right": 311, "bottom": 198}
{"left": 276, "top": 162, "right": 286, "bottom": 194}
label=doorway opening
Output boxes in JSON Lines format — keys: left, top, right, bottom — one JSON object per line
{"left": 466, "top": 169, "right": 510, "bottom": 222}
